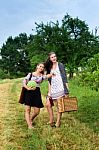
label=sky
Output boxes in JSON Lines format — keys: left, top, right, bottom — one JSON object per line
{"left": 0, "top": 0, "right": 99, "bottom": 48}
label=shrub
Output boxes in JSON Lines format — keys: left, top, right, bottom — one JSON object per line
{"left": 78, "top": 53, "right": 99, "bottom": 91}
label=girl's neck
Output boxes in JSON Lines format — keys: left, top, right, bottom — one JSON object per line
{"left": 33, "top": 71, "right": 42, "bottom": 76}
{"left": 52, "top": 62, "right": 58, "bottom": 69}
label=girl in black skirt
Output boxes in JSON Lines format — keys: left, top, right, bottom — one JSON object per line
{"left": 23, "top": 63, "right": 53, "bottom": 129}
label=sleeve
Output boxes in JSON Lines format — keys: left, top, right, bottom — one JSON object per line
{"left": 42, "top": 75, "right": 48, "bottom": 80}
{"left": 59, "top": 63, "right": 68, "bottom": 83}
{"left": 22, "top": 73, "right": 31, "bottom": 86}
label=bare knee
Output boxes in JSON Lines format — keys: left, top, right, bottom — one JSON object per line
{"left": 46, "top": 100, "right": 51, "bottom": 108}
{"left": 25, "top": 106, "right": 31, "bottom": 113}
{"left": 35, "top": 110, "right": 40, "bottom": 116}
{"left": 34, "top": 108, "right": 40, "bottom": 116}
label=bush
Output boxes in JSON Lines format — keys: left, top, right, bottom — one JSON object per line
{"left": 0, "top": 69, "right": 9, "bottom": 79}
{"left": 78, "top": 53, "right": 99, "bottom": 91}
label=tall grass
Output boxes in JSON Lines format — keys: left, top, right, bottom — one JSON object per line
{"left": 0, "top": 78, "right": 99, "bottom": 150}
{"left": 69, "top": 78, "right": 99, "bottom": 133}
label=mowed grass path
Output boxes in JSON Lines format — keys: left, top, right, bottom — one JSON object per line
{"left": 0, "top": 79, "right": 99, "bottom": 150}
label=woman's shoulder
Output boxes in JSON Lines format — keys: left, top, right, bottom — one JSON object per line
{"left": 24, "top": 72, "right": 32, "bottom": 79}
{"left": 26, "top": 72, "right": 32, "bottom": 75}
{"left": 58, "top": 62, "right": 64, "bottom": 67}
{"left": 32, "top": 72, "right": 36, "bottom": 76}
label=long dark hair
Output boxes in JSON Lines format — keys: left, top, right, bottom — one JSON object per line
{"left": 44, "top": 52, "right": 56, "bottom": 74}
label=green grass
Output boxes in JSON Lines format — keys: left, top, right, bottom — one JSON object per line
{"left": 69, "top": 79, "right": 99, "bottom": 133}
{"left": 40, "top": 80, "right": 49, "bottom": 96}
{"left": 0, "top": 78, "right": 99, "bottom": 150}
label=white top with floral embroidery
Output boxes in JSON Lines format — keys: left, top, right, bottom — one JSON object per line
{"left": 23, "top": 73, "right": 47, "bottom": 87}
{"left": 50, "top": 63, "right": 65, "bottom": 99}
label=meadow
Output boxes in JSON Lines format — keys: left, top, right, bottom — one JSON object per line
{"left": 0, "top": 78, "right": 99, "bottom": 150}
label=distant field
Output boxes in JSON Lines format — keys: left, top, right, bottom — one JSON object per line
{"left": 0, "top": 78, "right": 99, "bottom": 150}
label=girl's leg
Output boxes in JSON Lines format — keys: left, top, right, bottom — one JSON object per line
{"left": 31, "top": 107, "right": 40, "bottom": 122}
{"left": 46, "top": 99, "right": 54, "bottom": 124}
{"left": 25, "top": 105, "right": 32, "bottom": 129}
{"left": 56, "top": 101, "right": 62, "bottom": 127}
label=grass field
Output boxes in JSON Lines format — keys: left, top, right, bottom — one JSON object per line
{"left": 0, "top": 78, "right": 99, "bottom": 150}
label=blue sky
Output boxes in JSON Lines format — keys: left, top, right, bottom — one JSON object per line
{"left": 0, "top": 0, "right": 99, "bottom": 48}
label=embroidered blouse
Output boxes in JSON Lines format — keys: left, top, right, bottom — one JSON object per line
{"left": 23, "top": 73, "right": 47, "bottom": 87}
{"left": 48, "top": 62, "right": 69, "bottom": 95}
{"left": 50, "top": 63, "right": 65, "bottom": 99}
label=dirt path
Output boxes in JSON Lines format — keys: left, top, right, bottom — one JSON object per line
{"left": 0, "top": 80, "right": 47, "bottom": 150}
{"left": 0, "top": 82, "right": 12, "bottom": 149}
{"left": 0, "top": 80, "right": 23, "bottom": 149}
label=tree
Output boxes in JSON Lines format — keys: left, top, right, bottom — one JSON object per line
{"left": 61, "top": 14, "right": 99, "bottom": 78}
{"left": 1, "top": 14, "right": 99, "bottom": 79}
{"left": 0, "top": 33, "right": 31, "bottom": 77}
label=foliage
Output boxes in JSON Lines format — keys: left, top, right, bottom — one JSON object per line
{"left": 0, "top": 33, "right": 31, "bottom": 77}
{"left": 0, "top": 14, "right": 99, "bottom": 78}
{"left": 77, "top": 53, "right": 99, "bottom": 91}
{"left": 26, "top": 14, "right": 99, "bottom": 78}
{"left": 30, "top": 54, "right": 46, "bottom": 70}
{"left": 0, "top": 69, "right": 9, "bottom": 79}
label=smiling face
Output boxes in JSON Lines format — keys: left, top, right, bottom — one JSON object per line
{"left": 37, "top": 63, "right": 44, "bottom": 73}
{"left": 49, "top": 53, "right": 57, "bottom": 63}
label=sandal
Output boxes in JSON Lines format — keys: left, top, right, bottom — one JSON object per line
{"left": 55, "top": 122, "right": 61, "bottom": 128}
{"left": 47, "top": 122, "right": 55, "bottom": 127}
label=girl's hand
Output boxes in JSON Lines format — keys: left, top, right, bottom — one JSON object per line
{"left": 46, "top": 74, "right": 52, "bottom": 78}
{"left": 48, "top": 92, "right": 51, "bottom": 97}
{"left": 47, "top": 73, "right": 56, "bottom": 78}
{"left": 27, "top": 87, "right": 36, "bottom": 90}
{"left": 64, "top": 94, "right": 69, "bottom": 98}
{"left": 31, "top": 87, "right": 36, "bottom": 90}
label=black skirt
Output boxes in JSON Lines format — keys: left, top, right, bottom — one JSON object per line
{"left": 24, "top": 87, "right": 44, "bottom": 108}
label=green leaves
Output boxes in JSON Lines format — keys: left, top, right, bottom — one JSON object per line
{"left": 0, "top": 33, "right": 31, "bottom": 78}
{"left": 78, "top": 53, "right": 99, "bottom": 91}
{"left": 0, "top": 14, "right": 99, "bottom": 79}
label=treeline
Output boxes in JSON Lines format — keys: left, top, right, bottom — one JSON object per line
{"left": 0, "top": 14, "right": 99, "bottom": 82}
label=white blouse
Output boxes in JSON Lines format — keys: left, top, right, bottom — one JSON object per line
{"left": 50, "top": 63, "right": 65, "bottom": 99}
